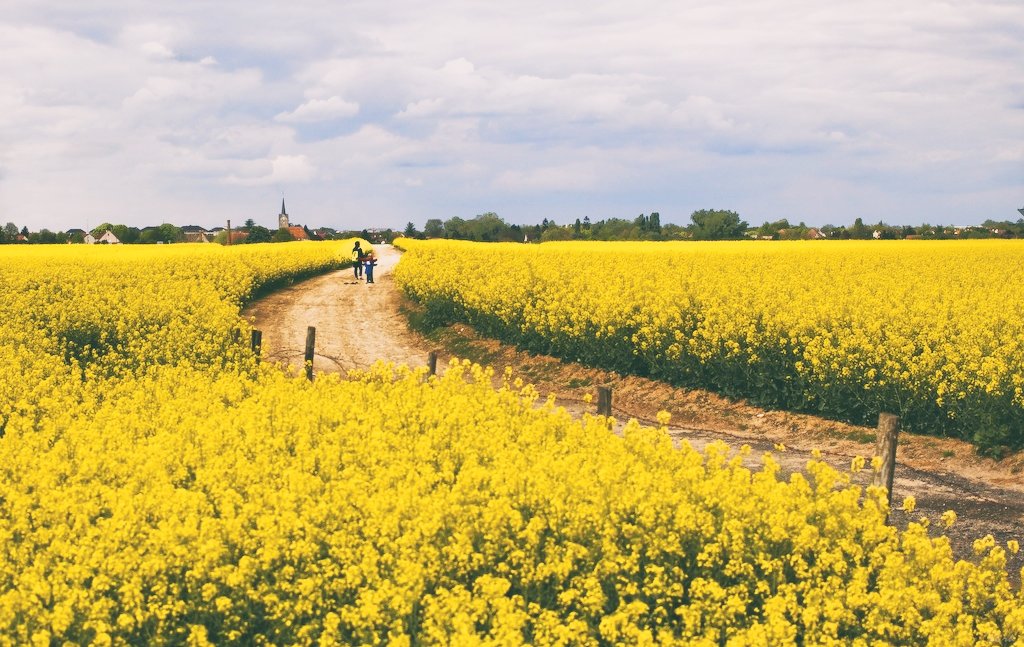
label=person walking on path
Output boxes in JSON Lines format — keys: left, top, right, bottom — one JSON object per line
{"left": 351, "top": 241, "right": 364, "bottom": 280}
{"left": 364, "top": 252, "right": 377, "bottom": 284}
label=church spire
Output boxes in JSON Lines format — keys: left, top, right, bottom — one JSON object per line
{"left": 278, "top": 198, "right": 289, "bottom": 229}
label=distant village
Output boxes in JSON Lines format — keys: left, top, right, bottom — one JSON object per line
{"left": 3, "top": 203, "right": 1024, "bottom": 244}
{"left": 0, "top": 200, "right": 396, "bottom": 245}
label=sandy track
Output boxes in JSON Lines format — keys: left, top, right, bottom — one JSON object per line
{"left": 242, "top": 244, "right": 432, "bottom": 376}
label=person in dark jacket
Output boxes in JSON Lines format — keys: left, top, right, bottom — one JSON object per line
{"left": 351, "top": 241, "right": 364, "bottom": 280}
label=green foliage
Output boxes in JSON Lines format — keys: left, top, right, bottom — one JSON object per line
{"left": 268, "top": 227, "right": 292, "bottom": 242}
{"left": 240, "top": 226, "right": 271, "bottom": 244}
{"left": 111, "top": 224, "right": 140, "bottom": 243}
{"left": 687, "top": 209, "right": 748, "bottom": 240}
{"left": 423, "top": 218, "right": 445, "bottom": 238}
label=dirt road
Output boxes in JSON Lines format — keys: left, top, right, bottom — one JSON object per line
{"left": 243, "top": 245, "right": 432, "bottom": 376}
{"left": 243, "top": 245, "right": 1024, "bottom": 575}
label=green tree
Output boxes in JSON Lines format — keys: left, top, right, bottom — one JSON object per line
{"left": 91, "top": 223, "right": 115, "bottom": 237}
{"left": 271, "top": 227, "right": 294, "bottom": 243}
{"left": 111, "top": 224, "right": 140, "bottom": 244}
{"left": 541, "top": 226, "right": 573, "bottom": 242}
{"left": 444, "top": 217, "right": 466, "bottom": 239}
{"left": 245, "top": 226, "right": 273, "bottom": 243}
{"left": 155, "top": 223, "right": 183, "bottom": 243}
{"left": 756, "top": 219, "right": 791, "bottom": 239}
{"left": 465, "top": 213, "right": 508, "bottom": 241}
{"left": 423, "top": 219, "right": 444, "bottom": 238}
{"left": 649, "top": 212, "right": 661, "bottom": 234}
{"left": 590, "top": 218, "right": 635, "bottom": 240}
{"left": 849, "top": 218, "right": 871, "bottom": 239}
{"left": 29, "top": 229, "right": 59, "bottom": 244}
{"left": 687, "top": 209, "right": 748, "bottom": 240}
{"left": 403, "top": 222, "right": 420, "bottom": 239}
{"left": 661, "top": 223, "right": 687, "bottom": 239}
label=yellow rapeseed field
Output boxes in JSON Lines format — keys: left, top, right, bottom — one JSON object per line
{"left": 394, "top": 239, "right": 1024, "bottom": 455}
{"left": 0, "top": 242, "right": 1021, "bottom": 644}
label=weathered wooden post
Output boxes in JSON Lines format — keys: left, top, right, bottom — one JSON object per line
{"left": 873, "top": 412, "right": 900, "bottom": 510}
{"left": 597, "top": 386, "right": 612, "bottom": 417}
{"left": 428, "top": 351, "right": 438, "bottom": 376}
{"left": 251, "top": 329, "right": 262, "bottom": 364}
{"left": 305, "top": 326, "right": 316, "bottom": 382}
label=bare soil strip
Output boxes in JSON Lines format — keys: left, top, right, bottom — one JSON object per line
{"left": 244, "top": 244, "right": 1024, "bottom": 575}
{"left": 243, "top": 245, "right": 433, "bottom": 376}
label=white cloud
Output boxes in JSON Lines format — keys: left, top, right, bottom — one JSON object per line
{"left": 670, "top": 96, "right": 736, "bottom": 133}
{"left": 274, "top": 96, "right": 359, "bottom": 123}
{"left": 493, "top": 163, "right": 601, "bottom": 192}
{"left": 223, "top": 154, "right": 315, "bottom": 185}
{"left": 397, "top": 97, "right": 444, "bottom": 119}
{"left": 139, "top": 40, "right": 174, "bottom": 60}
{"left": 117, "top": 23, "right": 181, "bottom": 59}
{"left": 1, "top": 0, "right": 1022, "bottom": 230}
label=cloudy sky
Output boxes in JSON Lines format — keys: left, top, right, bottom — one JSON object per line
{"left": 2, "top": 1, "right": 1022, "bottom": 232}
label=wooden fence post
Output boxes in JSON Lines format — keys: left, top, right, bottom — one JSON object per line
{"left": 304, "top": 326, "right": 316, "bottom": 382}
{"left": 597, "top": 386, "right": 612, "bottom": 417}
{"left": 251, "top": 329, "right": 262, "bottom": 364}
{"left": 873, "top": 412, "right": 900, "bottom": 510}
{"left": 428, "top": 351, "right": 438, "bottom": 376}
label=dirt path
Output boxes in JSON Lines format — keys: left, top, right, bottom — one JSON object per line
{"left": 244, "top": 246, "right": 1024, "bottom": 576}
{"left": 243, "top": 245, "right": 432, "bottom": 376}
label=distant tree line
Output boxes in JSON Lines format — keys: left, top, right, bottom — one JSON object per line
{"left": 5, "top": 212, "right": 1024, "bottom": 245}
{"left": 0, "top": 220, "right": 379, "bottom": 245}
{"left": 400, "top": 211, "right": 1024, "bottom": 242}
{"left": 0, "top": 221, "right": 191, "bottom": 245}
{"left": 400, "top": 211, "right": 731, "bottom": 242}
{"left": 752, "top": 218, "right": 1024, "bottom": 240}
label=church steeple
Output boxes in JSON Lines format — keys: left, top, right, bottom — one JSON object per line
{"left": 278, "top": 199, "right": 289, "bottom": 229}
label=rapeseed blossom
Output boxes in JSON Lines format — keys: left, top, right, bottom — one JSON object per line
{"left": 0, "top": 242, "right": 1021, "bottom": 644}
{"left": 394, "top": 238, "right": 1024, "bottom": 454}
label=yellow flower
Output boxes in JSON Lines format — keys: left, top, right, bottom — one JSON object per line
{"left": 0, "top": 240, "right": 1020, "bottom": 645}
{"left": 851, "top": 455, "right": 866, "bottom": 474}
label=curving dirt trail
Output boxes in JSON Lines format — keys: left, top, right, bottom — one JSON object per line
{"left": 242, "top": 245, "right": 432, "bottom": 376}
{"left": 243, "top": 244, "right": 1024, "bottom": 575}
